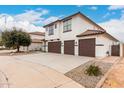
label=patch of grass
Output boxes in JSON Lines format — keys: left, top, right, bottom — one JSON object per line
{"left": 85, "top": 65, "right": 102, "bottom": 76}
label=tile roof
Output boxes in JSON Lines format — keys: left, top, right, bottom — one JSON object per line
{"left": 29, "top": 32, "right": 45, "bottom": 36}
{"left": 32, "top": 39, "right": 45, "bottom": 43}
{"left": 76, "top": 29, "right": 106, "bottom": 37}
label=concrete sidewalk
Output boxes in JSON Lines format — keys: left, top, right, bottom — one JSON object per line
{"left": 0, "top": 56, "right": 83, "bottom": 88}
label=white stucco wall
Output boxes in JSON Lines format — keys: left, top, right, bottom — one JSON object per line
{"left": 28, "top": 43, "right": 43, "bottom": 51}
{"left": 45, "top": 21, "right": 60, "bottom": 40}
{"left": 44, "top": 14, "right": 118, "bottom": 57}
{"left": 20, "top": 43, "right": 43, "bottom": 51}
{"left": 45, "top": 15, "right": 102, "bottom": 41}
{"left": 95, "top": 34, "right": 117, "bottom": 57}
{"left": 59, "top": 15, "right": 101, "bottom": 41}
{"left": 120, "top": 43, "right": 124, "bottom": 57}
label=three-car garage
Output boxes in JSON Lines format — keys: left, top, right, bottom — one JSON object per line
{"left": 47, "top": 38, "right": 96, "bottom": 57}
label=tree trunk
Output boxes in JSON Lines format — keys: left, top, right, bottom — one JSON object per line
{"left": 17, "top": 45, "right": 20, "bottom": 52}
{"left": 27, "top": 46, "right": 29, "bottom": 51}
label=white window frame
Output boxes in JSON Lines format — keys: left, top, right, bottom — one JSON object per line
{"left": 48, "top": 25, "right": 54, "bottom": 35}
{"left": 63, "top": 19, "right": 72, "bottom": 32}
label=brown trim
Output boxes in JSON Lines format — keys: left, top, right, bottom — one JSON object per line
{"left": 96, "top": 44, "right": 104, "bottom": 46}
{"left": 48, "top": 33, "right": 54, "bottom": 36}
{"left": 63, "top": 18, "right": 72, "bottom": 22}
{"left": 77, "top": 32, "right": 105, "bottom": 37}
{"left": 104, "top": 33, "right": 119, "bottom": 42}
{"left": 43, "top": 20, "right": 60, "bottom": 27}
{"left": 48, "top": 38, "right": 60, "bottom": 41}
{"left": 63, "top": 30, "right": 72, "bottom": 33}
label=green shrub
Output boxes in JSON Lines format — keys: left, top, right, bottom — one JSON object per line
{"left": 85, "top": 65, "right": 102, "bottom": 76}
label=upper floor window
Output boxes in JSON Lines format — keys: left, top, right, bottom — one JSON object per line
{"left": 55, "top": 24, "right": 57, "bottom": 29}
{"left": 48, "top": 25, "right": 54, "bottom": 35}
{"left": 63, "top": 19, "right": 72, "bottom": 32}
{"left": 46, "top": 27, "right": 48, "bottom": 32}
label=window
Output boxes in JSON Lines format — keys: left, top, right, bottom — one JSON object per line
{"left": 63, "top": 19, "right": 72, "bottom": 32}
{"left": 55, "top": 24, "right": 57, "bottom": 29}
{"left": 49, "top": 25, "right": 54, "bottom": 35}
{"left": 46, "top": 27, "right": 48, "bottom": 32}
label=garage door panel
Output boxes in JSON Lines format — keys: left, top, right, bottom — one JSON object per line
{"left": 79, "top": 38, "right": 95, "bottom": 57}
{"left": 111, "top": 45, "right": 120, "bottom": 56}
{"left": 48, "top": 41, "right": 61, "bottom": 53}
{"left": 64, "top": 40, "right": 75, "bottom": 55}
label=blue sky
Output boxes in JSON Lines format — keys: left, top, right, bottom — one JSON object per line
{"left": 0, "top": 5, "right": 122, "bottom": 24}
{"left": 0, "top": 5, "right": 123, "bottom": 42}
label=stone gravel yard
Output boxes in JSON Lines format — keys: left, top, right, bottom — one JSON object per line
{"left": 65, "top": 60, "right": 114, "bottom": 88}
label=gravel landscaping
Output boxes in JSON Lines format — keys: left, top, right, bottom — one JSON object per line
{"left": 65, "top": 60, "right": 113, "bottom": 88}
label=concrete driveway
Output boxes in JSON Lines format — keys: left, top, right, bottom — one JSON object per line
{"left": 13, "top": 52, "right": 94, "bottom": 73}
{"left": 0, "top": 56, "right": 83, "bottom": 88}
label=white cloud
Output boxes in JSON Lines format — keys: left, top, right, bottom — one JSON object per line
{"left": 76, "top": 5, "right": 83, "bottom": 7}
{"left": 14, "top": 8, "right": 49, "bottom": 24}
{"left": 42, "top": 16, "right": 59, "bottom": 25}
{"left": 108, "top": 5, "right": 124, "bottom": 10}
{"left": 0, "top": 8, "right": 63, "bottom": 32}
{"left": 90, "top": 6, "right": 98, "bottom": 10}
{"left": 0, "top": 14, "right": 45, "bottom": 32}
{"left": 103, "top": 12, "right": 110, "bottom": 18}
{"left": 99, "top": 6, "right": 124, "bottom": 43}
{"left": 99, "top": 19, "right": 124, "bottom": 43}
{"left": 0, "top": 8, "right": 59, "bottom": 32}
{"left": 103, "top": 12, "right": 116, "bottom": 18}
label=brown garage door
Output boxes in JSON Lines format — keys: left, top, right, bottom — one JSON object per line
{"left": 111, "top": 45, "right": 120, "bottom": 56}
{"left": 64, "top": 40, "right": 75, "bottom": 55}
{"left": 79, "top": 38, "right": 95, "bottom": 57}
{"left": 48, "top": 41, "right": 61, "bottom": 53}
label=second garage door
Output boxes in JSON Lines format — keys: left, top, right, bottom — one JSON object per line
{"left": 64, "top": 40, "right": 75, "bottom": 55}
{"left": 79, "top": 38, "right": 95, "bottom": 57}
{"left": 48, "top": 41, "right": 61, "bottom": 53}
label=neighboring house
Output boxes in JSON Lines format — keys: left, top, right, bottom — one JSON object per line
{"left": 44, "top": 12, "right": 122, "bottom": 57}
{"left": 21, "top": 32, "right": 45, "bottom": 51}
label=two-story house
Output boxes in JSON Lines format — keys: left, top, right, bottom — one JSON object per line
{"left": 44, "top": 12, "right": 120, "bottom": 57}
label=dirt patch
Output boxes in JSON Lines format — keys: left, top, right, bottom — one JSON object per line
{"left": 0, "top": 51, "right": 41, "bottom": 56}
{"left": 65, "top": 60, "right": 113, "bottom": 88}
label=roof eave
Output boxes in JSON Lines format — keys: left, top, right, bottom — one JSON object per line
{"left": 43, "top": 12, "right": 105, "bottom": 31}
{"left": 43, "top": 20, "right": 60, "bottom": 27}
{"left": 76, "top": 32, "right": 105, "bottom": 37}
